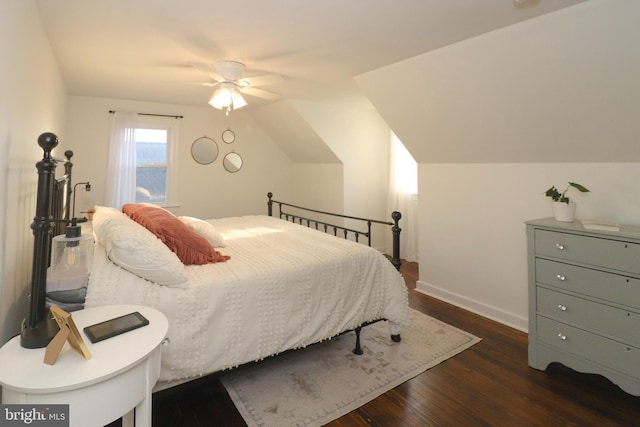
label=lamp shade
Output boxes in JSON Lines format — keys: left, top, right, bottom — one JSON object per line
{"left": 47, "top": 225, "right": 93, "bottom": 312}
{"left": 208, "top": 82, "right": 247, "bottom": 114}
{"left": 231, "top": 90, "right": 247, "bottom": 109}
{"left": 50, "top": 232, "right": 93, "bottom": 279}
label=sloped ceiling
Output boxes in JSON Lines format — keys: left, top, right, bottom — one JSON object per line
{"left": 251, "top": 101, "right": 340, "bottom": 163}
{"left": 355, "top": 0, "right": 640, "bottom": 163}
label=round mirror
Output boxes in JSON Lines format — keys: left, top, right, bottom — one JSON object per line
{"left": 191, "top": 136, "right": 218, "bottom": 165}
{"left": 223, "top": 152, "right": 243, "bottom": 173}
{"left": 222, "top": 129, "right": 236, "bottom": 144}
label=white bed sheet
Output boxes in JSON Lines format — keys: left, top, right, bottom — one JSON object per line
{"left": 85, "top": 215, "right": 409, "bottom": 386}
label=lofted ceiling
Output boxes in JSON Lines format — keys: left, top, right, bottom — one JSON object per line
{"left": 35, "top": 0, "right": 587, "bottom": 110}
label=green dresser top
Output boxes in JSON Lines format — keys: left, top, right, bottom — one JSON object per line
{"left": 526, "top": 217, "right": 640, "bottom": 241}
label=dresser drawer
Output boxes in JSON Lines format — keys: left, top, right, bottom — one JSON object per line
{"left": 537, "top": 286, "right": 640, "bottom": 344}
{"left": 535, "top": 258, "right": 640, "bottom": 309}
{"left": 535, "top": 229, "right": 640, "bottom": 275}
{"left": 537, "top": 316, "right": 640, "bottom": 378}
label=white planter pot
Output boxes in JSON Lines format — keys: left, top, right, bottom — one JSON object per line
{"left": 552, "top": 201, "right": 576, "bottom": 222}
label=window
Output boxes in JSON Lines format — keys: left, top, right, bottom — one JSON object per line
{"left": 106, "top": 112, "right": 179, "bottom": 208}
{"left": 391, "top": 132, "right": 417, "bottom": 194}
{"left": 135, "top": 128, "right": 169, "bottom": 203}
{"left": 388, "top": 131, "right": 418, "bottom": 262}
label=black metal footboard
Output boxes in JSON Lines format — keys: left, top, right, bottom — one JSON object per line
{"left": 266, "top": 192, "right": 404, "bottom": 354}
{"left": 267, "top": 192, "right": 402, "bottom": 272}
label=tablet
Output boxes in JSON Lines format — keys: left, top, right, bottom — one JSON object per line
{"left": 83, "top": 311, "right": 149, "bottom": 343}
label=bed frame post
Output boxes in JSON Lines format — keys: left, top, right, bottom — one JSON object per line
{"left": 353, "top": 326, "right": 363, "bottom": 355}
{"left": 391, "top": 211, "right": 402, "bottom": 272}
{"left": 267, "top": 192, "right": 273, "bottom": 216}
{"left": 21, "top": 133, "right": 60, "bottom": 348}
{"left": 29, "top": 134, "right": 58, "bottom": 327}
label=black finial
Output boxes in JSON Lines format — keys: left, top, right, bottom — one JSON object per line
{"left": 37, "top": 133, "right": 58, "bottom": 159}
{"left": 64, "top": 150, "right": 73, "bottom": 161}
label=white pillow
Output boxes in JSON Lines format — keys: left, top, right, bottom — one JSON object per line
{"left": 178, "top": 216, "right": 226, "bottom": 248}
{"left": 93, "top": 206, "right": 188, "bottom": 287}
{"left": 92, "top": 206, "right": 122, "bottom": 245}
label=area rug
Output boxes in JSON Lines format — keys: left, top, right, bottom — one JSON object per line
{"left": 220, "top": 309, "right": 481, "bottom": 427}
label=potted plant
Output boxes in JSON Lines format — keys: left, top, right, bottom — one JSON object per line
{"left": 545, "top": 182, "right": 590, "bottom": 222}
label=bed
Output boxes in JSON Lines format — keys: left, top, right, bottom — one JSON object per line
{"left": 31, "top": 136, "right": 410, "bottom": 390}
{"left": 84, "top": 203, "right": 409, "bottom": 388}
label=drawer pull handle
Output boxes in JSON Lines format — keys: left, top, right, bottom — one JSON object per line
{"left": 558, "top": 333, "right": 567, "bottom": 341}
{"left": 555, "top": 243, "right": 565, "bottom": 250}
{"left": 556, "top": 274, "right": 566, "bottom": 281}
{"left": 557, "top": 304, "right": 567, "bottom": 311}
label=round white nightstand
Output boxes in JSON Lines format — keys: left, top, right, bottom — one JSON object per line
{"left": 0, "top": 305, "right": 168, "bottom": 427}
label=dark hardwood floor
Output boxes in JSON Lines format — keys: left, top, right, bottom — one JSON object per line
{"left": 121, "top": 261, "right": 640, "bottom": 426}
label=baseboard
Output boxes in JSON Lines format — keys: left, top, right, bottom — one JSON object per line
{"left": 415, "top": 280, "right": 528, "bottom": 333}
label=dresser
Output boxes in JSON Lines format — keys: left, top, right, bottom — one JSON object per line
{"left": 526, "top": 218, "right": 640, "bottom": 396}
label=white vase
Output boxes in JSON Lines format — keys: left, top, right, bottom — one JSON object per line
{"left": 552, "top": 201, "right": 576, "bottom": 222}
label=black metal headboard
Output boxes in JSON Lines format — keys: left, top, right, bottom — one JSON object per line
{"left": 267, "top": 192, "right": 402, "bottom": 271}
{"left": 21, "top": 133, "right": 74, "bottom": 348}
{"left": 51, "top": 151, "right": 74, "bottom": 237}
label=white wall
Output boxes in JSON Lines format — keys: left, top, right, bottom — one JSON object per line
{"left": 418, "top": 163, "right": 640, "bottom": 331}
{"left": 66, "top": 96, "right": 296, "bottom": 219}
{"left": 356, "top": 0, "right": 640, "bottom": 331}
{"left": 0, "top": 0, "right": 68, "bottom": 344}
{"left": 251, "top": 101, "right": 345, "bottom": 217}
{"left": 357, "top": 0, "right": 640, "bottom": 164}
{"left": 289, "top": 88, "right": 392, "bottom": 250}
{"left": 291, "top": 163, "right": 344, "bottom": 213}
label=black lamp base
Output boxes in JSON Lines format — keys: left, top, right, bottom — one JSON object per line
{"left": 20, "top": 317, "right": 59, "bottom": 349}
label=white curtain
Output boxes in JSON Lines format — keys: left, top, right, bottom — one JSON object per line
{"left": 387, "top": 133, "right": 419, "bottom": 263}
{"left": 163, "top": 118, "right": 179, "bottom": 204}
{"left": 105, "top": 111, "right": 138, "bottom": 208}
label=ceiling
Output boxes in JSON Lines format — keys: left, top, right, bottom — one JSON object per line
{"left": 35, "top": 0, "right": 587, "bottom": 110}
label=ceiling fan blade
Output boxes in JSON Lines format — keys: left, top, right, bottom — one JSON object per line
{"left": 180, "top": 80, "right": 221, "bottom": 88}
{"left": 239, "top": 74, "right": 284, "bottom": 87}
{"left": 239, "top": 86, "right": 281, "bottom": 101}
{"left": 189, "top": 62, "right": 225, "bottom": 82}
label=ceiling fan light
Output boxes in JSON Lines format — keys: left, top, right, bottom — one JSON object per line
{"left": 231, "top": 91, "right": 247, "bottom": 109}
{"left": 209, "top": 86, "right": 233, "bottom": 109}
{"left": 208, "top": 82, "right": 246, "bottom": 114}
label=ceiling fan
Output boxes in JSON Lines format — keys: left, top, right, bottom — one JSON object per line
{"left": 192, "top": 60, "right": 283, "bottom": 114}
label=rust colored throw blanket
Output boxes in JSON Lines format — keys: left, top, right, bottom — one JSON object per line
{"left": 122, "top": 203, "right": 230, "bottom": 265}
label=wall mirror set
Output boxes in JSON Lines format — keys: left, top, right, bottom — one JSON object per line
{"left": 190, "top": 129, "right": 242, "bottom": 172}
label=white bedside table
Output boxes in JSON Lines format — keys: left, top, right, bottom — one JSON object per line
{"left": 0, "top": 305, "right": 168, "bottom": 427}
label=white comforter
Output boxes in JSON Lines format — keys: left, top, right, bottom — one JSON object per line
{"left": 85, "top": 215, "right": 409, "bottom": 385}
